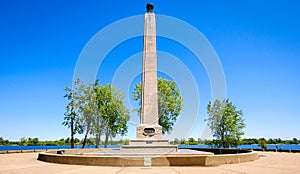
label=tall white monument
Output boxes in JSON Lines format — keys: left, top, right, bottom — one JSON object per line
{"left": 122, "top": 3, "right": 177, "bottom": 152}
{"left": 136, "top": 3, "right": 162, "bottom": 140}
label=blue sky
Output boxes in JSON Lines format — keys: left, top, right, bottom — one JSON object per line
{"left": 0, "top": 0, "right": 299, "bottom": 141}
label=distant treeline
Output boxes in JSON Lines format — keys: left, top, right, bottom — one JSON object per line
{"left": 0, "top": 137, "right": 129, "bottom": 146}
{"left": 0, "top": 137, "right": 298, "bottom": 146}
{"left": 170, "top": 137, "right": 299, "bottom": 145}
{"left": 241, "top": 138, "right": 299, "bottom": 145}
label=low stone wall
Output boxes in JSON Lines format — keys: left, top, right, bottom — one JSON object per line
{"left": 51, "top": 148, "right": 101, "bottom": 155}
{"left": 37, "top": 149, "right": 258, "bottom": 166}
{"left": 38, "top": 152, "right": 143, "bottom": 166}
{"left": 205, "top": 151, "right": 259, "bottom": 165}
{"left": 186, "top": 148, "right": 252, "bottom": 154}
{"left": 0, "top": 149, "right": 46, "bottom": 154}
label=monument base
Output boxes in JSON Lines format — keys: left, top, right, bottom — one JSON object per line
{"left": 136, "top": 124, "right": 162, "bottom": 139}
{"left": 120, "top": 145, "right": 178, "bottom": 153}
{"left": 129, "top": 139, "right": 169, "bottom": 145}
{"left": 121, "top": 139, "right": 178, "bottom": 153}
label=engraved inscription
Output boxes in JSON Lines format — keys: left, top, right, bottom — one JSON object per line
{"left": 144, "top": 157, "right": 152, "bottom": 166}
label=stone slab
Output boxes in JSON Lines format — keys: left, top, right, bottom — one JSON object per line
{"left": 136, "top": 124, "right": 162, "bottom": 139}
{"left": 129, "top": 139, "right": 169, "bottom": 145}
{"left": 120, "top": 145, "right": 178, "bottom": 153}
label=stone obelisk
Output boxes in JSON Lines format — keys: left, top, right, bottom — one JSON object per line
{"left": 136, "top": 3, "right": 162, "bottom": 140}
{"left": 122, "top": 3, "right": 177, "bottom": 152}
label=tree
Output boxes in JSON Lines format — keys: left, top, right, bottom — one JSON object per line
{"left": 206, "top": 99, "right": 245, "bottom": 148}
{"left": 173, "top": 138, "right": 180, "bottom": 145}
{"left": 267, "top": 138, "right": 276, "bottom": 144}
{"left": 188, "top": 137, "right": 198, "bottom": 145}
{"left": 286, "top": 138, "right": 299, "bottom": 144}
{"left": 65, "top": 79, "right": 129, "bottom": 148}
{"left": 64, "top": 137, "right": 70, "bottom": 144}
{"left": 198, "top": 138, "right": 204, "bottom": 144}
{"left": 241, "top": 138, "right": 258, "bottom": 145}
{"left": 0, "top": 137, "right": 4, "bottom": 145}
{"left": 62, "top": 86, "right": 83, "bottom": 148}
{"left": 275, "top": 138, "right": 282, "bottom": 144}
{"left": 258, "top": 138, "right": 267, "bottom": 151}
{"left": 27, "top": 137, "right": 39, "bottom": 145}
{"left": 132, "top": 78, "right": 183, "bottom": 134}
{"left": 94, "top": 84, "right": 129, "bottom": 148}
{"left": 292, "top": 138, "right": 299, "bottom": 144}
{"left": 19, "top": 137, "right": 27, "bottom": 145}
{"left": 76, "top": 81, "right": 98, "bottom": 148}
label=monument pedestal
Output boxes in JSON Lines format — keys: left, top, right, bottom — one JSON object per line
{"left": 121, "top": 125, "right": 178, "bottom": 153}
{"left": 121, "top": 139, "right": 178, "bottom": 153}
{"left": 121, "top": 144, "right": 178, "bottom": 153}
{"left": 129, "top": 139, "right": 169, "bottom": 145}
{"left": 136, "top": 124, "right": 162, "bottom": 139}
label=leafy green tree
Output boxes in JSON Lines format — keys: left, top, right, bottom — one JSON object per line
{"left": 267, "top": 138, "right": 276, "bottom": 144}
{"left": 173, "top": 138, "right": 180, "bottom": 145}
{"left": 286, "top": 138, "right": 299, "bottom": 144}
{"left": 27, "top": 137, "right": 39, "bottom": 145}
{"left": 241, "top": 138, "right": 258, "bottom": 145}
{"left": 132, "top": 78, "right": 183, "bottom": 134}
{"left": 258, "top": 138, "right": 267, "bottom": 151}
{"left": 188, "top": 137, "right": 198, "bottom": 145}
{"left": 292, "top": 138, "right": 299, "bottom": 144}
{"left": 64, "top": 137, "right": 70, "bottom": 144}
{"left": 204, "top": 139, "right": 213, "bottom": 146}
{"left": 62, "top": 86, "right": 83, "bottom": 148}
{"left": 188, "top": 137, "right": 195, "bottom": 143}
{"left": 92, "top": 83, "right": 104, "bottom": 148}
{"left": 33, "top": 138, "right": 39, "bottom": 145}
{"left": 77, "top": 81, "right": 98, "bottom": 148}
{"left": 84, "top": 137, "right": 94, "bottom": 145}
{"left": 95, "top": 84, "right": 129, "bottom": 148}
{"left": 198, "top": 138, "right": 204, "bottom": 144}
{"left": 206, "top": 99, "right": 245, "bottom": 148}
{"left": 74, "top": 138, "right": 80, "bottom": 144}
{"left": 0, "top": 137, "right": 4, "bottom": 145}
{"left": 63, "top": 80, "right": 97, "bottom": 148}
{"left": 19, "top": 137, "right": 27, "bottom": 145}
{"left": 67, "top": 79, "right": 129, "bottom": 148}
{"left": 275, "top": 138, "right": 282, "bottom": 144}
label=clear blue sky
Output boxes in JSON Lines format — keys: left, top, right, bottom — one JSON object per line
{"left": 0, "top": 0, "right": 299, "bottom": 141}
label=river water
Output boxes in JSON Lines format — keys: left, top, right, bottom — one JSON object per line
{"left": 1, "top": 144, "right": 300, "bottom": 151}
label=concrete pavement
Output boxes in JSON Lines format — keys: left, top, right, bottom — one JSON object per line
{"left": 0, "top": 152, "right": 299, "bottom": 174}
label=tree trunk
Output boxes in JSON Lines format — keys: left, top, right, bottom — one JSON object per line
{"left": 221, "top": 131, "right": 225, "bottom": 148}
{"left": 104, "top": 129, "right": 109, "bottom": 148}
{"left": 70, "top": 116, "right": 74, "bottom": 149}
{"left": 221, "top": 116, "right": 225, "bottom": 148}
{"left": 95, "top": 116, "right": 102, "bottom": 148}
{"left": 82, "top": 124, "right": 90, "bottom": 149}
{"left": 95, "top": 133, "right": 101, "bottom": 148}
{"left": 222, "top": 138, "right": 225, "bottom": 148}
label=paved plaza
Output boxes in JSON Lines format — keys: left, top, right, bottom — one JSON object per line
{"left": 0, "top": 151, "right": 299, "bottom": 173}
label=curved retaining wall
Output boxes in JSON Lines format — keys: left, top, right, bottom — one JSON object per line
{"left": 187, "top": 148, "right": 253, "bottom": 154}
{"left": 37, "top": 149, "right": 258, "bottom": 166}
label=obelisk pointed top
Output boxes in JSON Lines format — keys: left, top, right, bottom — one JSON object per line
{"left": 146, "top": 3, "right": 154, "bottom": 12}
